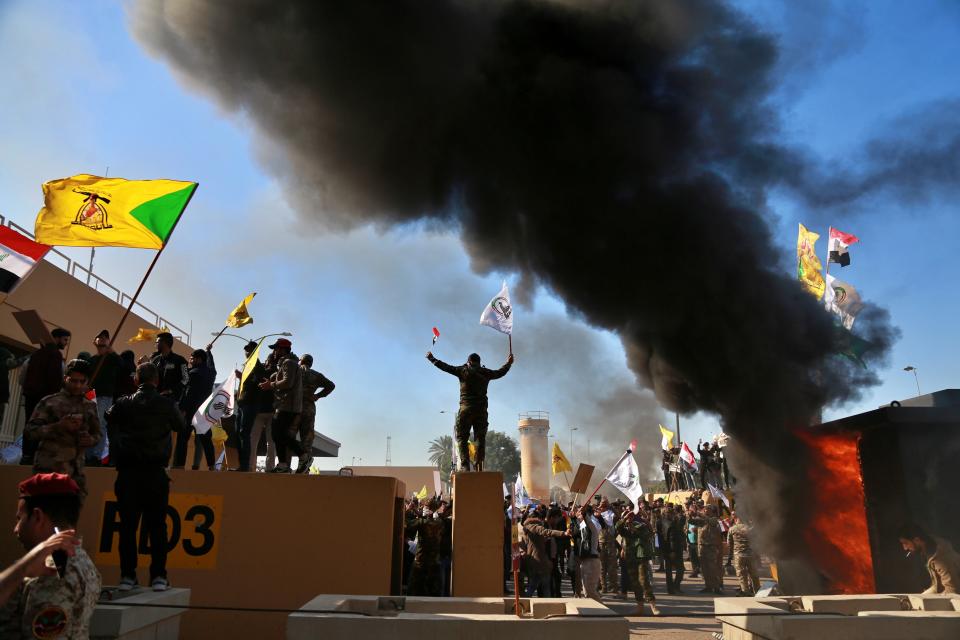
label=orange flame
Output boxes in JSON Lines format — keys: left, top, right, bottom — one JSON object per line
{"left": 798, "top": 430, "right": 875, "bottom": 594}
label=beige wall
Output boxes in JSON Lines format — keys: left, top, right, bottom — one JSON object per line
{"left": 452, "top": 471, "right": 505, "bottom": 597}
{"left": 0, "top": 466, "right": 406, "bottom": 639}
{"left": 343, "top": 466, "right": 442, "bottom": 497}
{"left": 0, "top": 260, "right": 192, "bottom": 356}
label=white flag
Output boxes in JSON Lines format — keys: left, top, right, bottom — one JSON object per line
{"left": 192, "top": 370, "right": 237, "bottom": 435}
{"left": 479, "top": 281, "right": 513, "bottom": 335}
{"left": 605, "top": 448, "right": 644, "bottom": 509}
{"left": 824, "top": 274, "right": 864, "bottom": 330}
{"left": 707, "top": 482, "right": 731, "bottom": 509}
{"left": 514, "top": 473, "right": 533, "bottom": 507}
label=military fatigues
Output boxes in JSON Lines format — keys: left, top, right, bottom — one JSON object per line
{"left": 24, "top": 391, "right": 101, "bottom": 500}
{"left": 266, "top": 352, "right": 303, "bottom": 467}
{"left": 406, "top": 515, "right": 447, "bottom": 596}
{"left": 0, "top": 547, "right": 101, "bottom": 639}
{"left": 727, "top": 523, "right": 760, "bottom": 594}
{"left": 598, "top": 512, "right": 619, "bottom": 592}
{"left": 428, "top": 355, "right": 511, "bottom": 469}
{"left": 616, "top": 518, "right": 656, "bottom": 603}
{"left": 297, "top": 367, "right": 334, "bottom": 469}
{"left": 692, "top": 515, "right": 724, "bottom": 592}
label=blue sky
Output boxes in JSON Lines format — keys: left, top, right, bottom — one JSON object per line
{"left": 1, "top": 0, "right": 957, "bottom": 476}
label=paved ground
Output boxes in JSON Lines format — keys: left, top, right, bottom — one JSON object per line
{"left": 548, "top": 559, "right": 774, "bottom": 639}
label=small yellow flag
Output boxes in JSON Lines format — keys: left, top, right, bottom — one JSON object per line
{"left": 659, "top": 424, "right": 675, "bottom": 450}
{"left": 239, "top": 339, "right": 263, "bottom": 390}
{"left": 127, "top": 327, "right": 169, "bottom": 344}
{"left": 551, "top": 441, "right": 573, "bottom": 475}
{"left": 226, "top": 292, "right": 256, "bottom": 328}
{"left": 797, "top": 223, "right": 825, "bottom": 300}
{"left": 414, "top": 485, "right": 429, "bottom": 500}
{"left": 468, "top": 441, "right": 477, "bottom": 462}
{"left": 35, "top": 174, "right": 197, "bottom": 249}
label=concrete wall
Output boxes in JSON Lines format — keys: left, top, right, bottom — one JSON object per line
{"left": 0, "top": 466, "right": 405, "bottom": 640}
{"left": 452, "top": 471, "right": 504, "bottom": 597}
{"left": 343, "top": 466, "right": 442, "bottom": 497}
{"left": 0, "top": 260, "right": 192, "bottom": 356}
{"left": 518, "top": 417, "right": 549, "bottom": 501}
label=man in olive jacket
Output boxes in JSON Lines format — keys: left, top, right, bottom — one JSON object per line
{"left": 425, "top": 351, "right": 513, "bottom": 471}
{"left": 617, "top": 510, "right": 661, "bottom": 616}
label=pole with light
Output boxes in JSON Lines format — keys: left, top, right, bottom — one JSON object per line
{"left": 903, "top": 366, "right": 921, "bottom": 397}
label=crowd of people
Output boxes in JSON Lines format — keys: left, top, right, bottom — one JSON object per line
{"left": 400, "top": 490, "right": 763, "bottom": 616}
{"left": 5, "top": 327, "right": 335, "bottom": 595}
{"left": 660, "top": 439, "right": 732, "bottom": 493}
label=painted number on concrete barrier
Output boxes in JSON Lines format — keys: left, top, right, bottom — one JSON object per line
{"left": 95, "top": 493, "right": 224, "bottom": 569}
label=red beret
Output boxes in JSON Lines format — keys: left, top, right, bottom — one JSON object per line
{"left": 18, "top": 473, "right": 79, "bottom": 498}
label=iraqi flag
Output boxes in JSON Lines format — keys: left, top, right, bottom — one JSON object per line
{"left": 680, "top": 441, "right": 699, "bottom": 472}
{"left": 828, "top": 227, "right": 859, "bottom": 267}
{"left": 0, "top": 226, "right": 50, "bottom": 295}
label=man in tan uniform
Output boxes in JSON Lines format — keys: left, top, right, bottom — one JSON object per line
{"left": 899, "top": 524, "right": 960, "bottom": 594}
{"left": 691, "top": 504, "right": 724, "bottom": 594}
{"left": 726, "top": 513, "right": 760, "bottom": 595}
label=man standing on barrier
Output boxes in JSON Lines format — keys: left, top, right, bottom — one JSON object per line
{"left": 259, "top": 338, "right": 302, "bottom": 474}
{"left": 107, "top": 362, "right": 183, "bottom": 592}
{"left": 296, "top": 354, "right": 335, "bottom": 474}
{"left": 425, "top": 350, "right": 513, "bottom": 471}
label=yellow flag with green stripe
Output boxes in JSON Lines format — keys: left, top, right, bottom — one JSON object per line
{"left": 35, "top": 174, "right": 197, "bottom": 249}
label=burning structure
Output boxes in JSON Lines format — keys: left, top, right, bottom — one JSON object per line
{"left": 785, "top": 390, "right": 960, "bottom": 595}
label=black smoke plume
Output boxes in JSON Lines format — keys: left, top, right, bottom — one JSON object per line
{"left": 133, "top": 0, "right": 908, "bottom": 583}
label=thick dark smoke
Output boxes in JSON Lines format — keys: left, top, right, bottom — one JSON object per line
{"left": 132, "top": 0, "right": 913, "bottom": 584}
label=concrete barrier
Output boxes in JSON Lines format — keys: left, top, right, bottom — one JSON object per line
{"left": 92, "top": 587, "right": 189, "bottom": 639}
{"left": 0, "top": 466, "right": 406, "bottom": 640}
{"left": 451, "top": 471, "right": 504, "bottom": 597}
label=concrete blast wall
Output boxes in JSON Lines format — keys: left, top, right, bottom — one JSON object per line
{"left": 0, "top": 466, "right": 406, "bottom": 640}
{"left": 518, "top": 414, "right": 549, "bottom": 501}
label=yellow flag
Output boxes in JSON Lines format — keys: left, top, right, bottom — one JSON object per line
{"left": 414, "top": 485, "right": 429, "bottom": 500}
{"left": 659, "top": 424, "right": 675, "bottom": 450}
{"left": 551, "top": 441, "right": 573, "bottom": 475}
{"left": 127, "top": 326, "right": 169, "bottom": 344}
{"left": 239, "top": 339, "right": 263, "bottom": 390}
{"left": 226, "top": 292, "right": 256, "bottom": 328}
{"left": 468, "top": 441, "right": 477, "bottom": 462}
{"left": 35, "top": 174, "right": 197, "bottom": 249}
{"left": 797, "top": 223, "right": 825, "bottom": 300}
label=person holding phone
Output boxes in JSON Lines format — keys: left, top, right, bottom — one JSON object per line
{"left": 1, "top": 473, "right": 100, "bottom": 638}
{"left": 24, "top": 360, "right": 101, "bottom": 502}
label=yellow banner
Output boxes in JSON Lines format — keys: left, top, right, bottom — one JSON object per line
{"left": 95, "top": 492, "right": 223, "bottom": 569}
{"left": 797, "top": 223, "right": 825, "bottom": 299}
{"left": 551, "top": 441, "right": 573, "bottom": 475}
{"left": 226, "top": 292, "right": 256, "bottom": 328}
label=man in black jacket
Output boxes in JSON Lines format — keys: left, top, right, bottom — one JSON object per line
{"left": 174, "top": 347, "right": 216, "bottom": 469}
{"left": 150, "top": 332, "right": 188, "bottom": 403}
{"left": 106, "top": 363, "right": 184, "bottom": 592}
{"left": 425, "top": 351, "right": 513, "bottom": 471}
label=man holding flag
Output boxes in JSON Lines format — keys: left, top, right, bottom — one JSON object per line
{"left": 426, "top": 350, "right": 513, "bottom": 472}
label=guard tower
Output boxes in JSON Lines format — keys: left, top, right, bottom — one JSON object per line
{"left": 517, "top": 411, "right": 550, "bottom": 501}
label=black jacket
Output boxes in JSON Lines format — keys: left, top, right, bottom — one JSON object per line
{"left": 180, "top": 352, "right": 216, "bottom": 417}
{"left": 107, "top": 384, "right": 184, "bottom": 468}
{"left": 151, "top": 351, "right": 189, "bottom": 402}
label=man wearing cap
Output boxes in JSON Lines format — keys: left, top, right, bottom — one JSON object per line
{"left": 690, "top": 504, "right": 725, "bottom": 594}
{"left": 0, "top": 473, "right": 101, "bottom": 638}
{"left": 259, "top": 338, "right": 302, "bottom": 473}
{"left": 24, "top": 359, "right": 101, "bottom": 500}
{"left": 21, "top": 328, "right": 72, "bottom": 465}
{"left": 425, "top": 350, "right": 514, "bottom": 471}
{"left": 295, "top": 354, "right": 335, "bottom": 474}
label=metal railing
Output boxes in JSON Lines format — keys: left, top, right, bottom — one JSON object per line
{"left": 519, "top": 410, "right": 550, "bottom": 421}
{"left": 0, "top": 214, "right": 191, "bottom": 344}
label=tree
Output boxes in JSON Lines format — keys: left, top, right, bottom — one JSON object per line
{"left": 484, "top": 430, "right": 521, "bottom": 480}
{"left": 427, "top": 435, "right": 454, "bottom": 474}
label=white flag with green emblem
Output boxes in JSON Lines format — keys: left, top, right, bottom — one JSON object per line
{"left": 192, "top": 370, "right": 237, "bottom": 435}
{"left": 605, "top": 445, "right": 644, "bottom": 508}
{"left": 479, "top": 281, "right": 513, "bottom": 335}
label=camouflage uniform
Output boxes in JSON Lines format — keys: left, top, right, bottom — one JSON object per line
{"left": 406, "top": 515, "right": 447, "bottom": 596}
{"left": 0, "top": 547, "right": 101, "bottom": 639}
{"left": 24, "top": 391, "right": 100, "bottom": 500}
{"left": 727, "top": 523, "right": 760, "bottom": 594}
{"left": 616, "top": 517, "right": 656, "bottom": 603}
{"left": 428, "top": 355, "right": 511, "bottom": 470}
{"left": 692, "top": 515, "right": 724, "bottom": 592}
{"left": 297, "top": 367, "right": 335, "bottom": 464}
{"left": 598, "top": 513, "right": 619, "bottom": 592}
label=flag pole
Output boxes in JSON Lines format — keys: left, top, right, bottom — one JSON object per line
{"left": 581, "top": 446, "right": 632, "bottom": 505}
{"left": 510, "top": 485, "right": 521, "bottom": 616}
{"left": 89, "top": 187, "right": 197, "bottom": 385}
{"left": 209, "top": 325, "right": 229, "bottom": 347}
{"left": 508, "top": 334, "right": 512, "bottom": 357}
